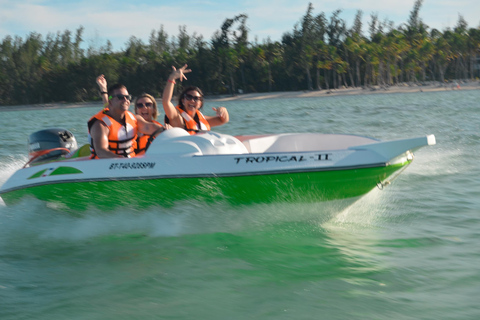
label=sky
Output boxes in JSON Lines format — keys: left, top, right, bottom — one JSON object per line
{"left": 1, "top": 0, "right": 479, "bottom": 51}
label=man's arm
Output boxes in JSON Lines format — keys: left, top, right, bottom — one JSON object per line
{"left": 96, "top": 74, "right": 109, "bottom": 106}
{"left": 90, "top": 121, "right": 123, "bottom": 158}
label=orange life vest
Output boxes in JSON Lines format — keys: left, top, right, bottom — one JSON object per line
{"left": 135, "top": 120, "right": 163, "bottom": 155}
{"left": 88, "top": 109, "right": 138, "bottom": 158}
{"left": 175, "top": 105, "right": 211, "bottom": 135}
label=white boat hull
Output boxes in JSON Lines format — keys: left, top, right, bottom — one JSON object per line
{"left": 0, "top": 129, "right": 435, "bottom": 210}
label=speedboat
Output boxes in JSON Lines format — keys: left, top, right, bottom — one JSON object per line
{"left": 0, "top": 127, "right": 436, "bottom": 211}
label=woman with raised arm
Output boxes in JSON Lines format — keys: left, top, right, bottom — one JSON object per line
{"left": 162, "top": 64, "right": 229, "bottom": 134}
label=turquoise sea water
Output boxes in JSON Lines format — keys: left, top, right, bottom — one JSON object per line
{"left": 1, "top": 89, "right": 479, "bottom": 319}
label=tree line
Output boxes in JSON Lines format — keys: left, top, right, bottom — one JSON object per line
{"left": 1, "top": 0, "right": 479, "bottom": 106}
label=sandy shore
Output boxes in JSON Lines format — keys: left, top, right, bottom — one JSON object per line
{"left": 1, "top": 81, "right": 479, "bottom": 111}
{"left": 207, "top": 80, "right": 480, "bottom": 102}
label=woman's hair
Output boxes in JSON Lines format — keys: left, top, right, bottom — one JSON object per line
{"left": 134, "top": 93, "right": 158, "bottom": 120}
{"left": 178, "top": 86, "right": 204, "bottom": 110}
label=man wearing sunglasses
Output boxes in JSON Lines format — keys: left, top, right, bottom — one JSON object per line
{"left": 162, "top": 64, "right": 229, "bottom": 135}
{"left": 88, "top": 84, "right": 167, "bottom": 158}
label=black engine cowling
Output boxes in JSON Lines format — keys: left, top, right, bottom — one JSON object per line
{"left": 28, "top": 128, "right": 78, "bottom": 164}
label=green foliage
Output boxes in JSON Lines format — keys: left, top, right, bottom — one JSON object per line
{"left": 1, "top": 2, "right": 479, "bottom": 106}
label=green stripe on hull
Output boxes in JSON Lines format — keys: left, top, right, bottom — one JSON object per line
{"left": 1, "top": 162, "right": 410, "bottom": 211}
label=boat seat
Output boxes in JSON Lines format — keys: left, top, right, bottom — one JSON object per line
{"left": 240, "top": 133, "right": 379, "bottom": 153}
{"left": 146, "top": 129, "right": 249, "bottom": 156}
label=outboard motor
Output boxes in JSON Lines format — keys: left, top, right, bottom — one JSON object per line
{"left": 27, "top": 128, "right": 78, "bottom": 165}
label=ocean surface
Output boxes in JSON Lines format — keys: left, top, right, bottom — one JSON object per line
{"left": 0, "top": 89, "right": 479, "bottom": 319}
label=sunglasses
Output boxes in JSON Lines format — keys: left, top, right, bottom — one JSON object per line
{"left": 136, "top": 102, "right": 153, "bottom": 108}
{"left": 184, "top": 93, "right": 203, "bottom": 103}
{"left": 111, "top": 94, "right": 132, "bottom": 101}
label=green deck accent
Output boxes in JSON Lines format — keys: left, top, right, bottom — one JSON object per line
{"left": 50, "top": 166, "right": 83, "bottom": 175}
{"left": 28, "top": 169, "right": 48, "bottom": 179}
{"left": 69, "top": 144, "right": 91, "bottom": 158}
{"left": 1, "top": 161, "right": 410, "bottom": 211}
{"left": 27, "top": 166, "right": 83, "bottom": 180}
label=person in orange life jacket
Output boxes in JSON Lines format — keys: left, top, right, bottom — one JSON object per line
{"left": 96, "top": 75, "right": 161, "bottom": 124}
{"left": 88, "top": 84, "right": 167, "bottom": 158}
{"left": 162, "top": 64, "right": 229, "bottom": 134}
{"left": 96, "top": 75, "right": 169, "bottom": 155}
{"left": 133, "top": 93, "right": 164, "bottom": 155}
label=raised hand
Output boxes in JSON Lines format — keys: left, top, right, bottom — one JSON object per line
{"left": 212, "top": 107, "right": 229, "bottom": 123}
{"left": 169, "top": 64, "right": 191, "bottom": 82}
{"left": 96, "top": 74, "right": 107, "bottom": 92}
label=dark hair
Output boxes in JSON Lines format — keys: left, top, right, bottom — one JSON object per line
{"left": 108, "top": 84, "right": 127, "bottom": 96}
{"left": 178, "top": 86, "right": 204, "bottom": 110}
